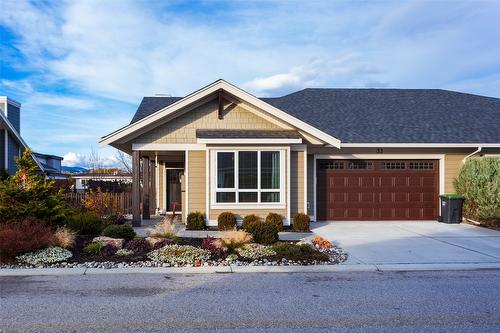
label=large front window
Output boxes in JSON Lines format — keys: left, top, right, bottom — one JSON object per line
{"left": 214, "top": 150, "right": 283, "bottom": 205}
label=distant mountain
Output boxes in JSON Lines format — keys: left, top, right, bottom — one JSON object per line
{"left": 62, "top": 166, "right": 89, "bottom": 174}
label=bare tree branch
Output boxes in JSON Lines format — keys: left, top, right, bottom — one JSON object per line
{"left": 87, "top": 146, "right": 103, "bottom": 173}
{"left": 115, "top": 149, "right": 132, "bottom": 173}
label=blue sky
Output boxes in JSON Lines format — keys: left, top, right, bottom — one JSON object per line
{"left": 1, "top": 0, "right": 500, "bottom": 167}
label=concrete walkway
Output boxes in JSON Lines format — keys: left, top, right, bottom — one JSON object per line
{"left": 134, "top": 220, "right": 310, "bottom": 241}
{"left": 312, "top": 221, "right": 500, "bottom": 266}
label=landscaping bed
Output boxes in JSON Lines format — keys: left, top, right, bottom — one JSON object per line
{"left": 0, "top": 152, "right": 347, "bottom": 271}
{"left": 1, "top": 234, "right": 347, "bottom": 270}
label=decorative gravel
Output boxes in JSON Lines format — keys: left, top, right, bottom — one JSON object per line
{"left": 1, "top": 246, "right": 348, "bottom": 270}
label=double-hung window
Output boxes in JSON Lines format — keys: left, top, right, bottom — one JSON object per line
{"left": 213, "top": 150, "right": 284, "bottom": 205}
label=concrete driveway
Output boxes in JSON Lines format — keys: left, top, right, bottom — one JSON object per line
{"left": 311, "top": 221, "right": 500, "bottom": 266}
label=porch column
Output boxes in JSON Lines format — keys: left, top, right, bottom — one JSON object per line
{"left": 149, "top": 159, "right": 156, "bottom": 215}
{"left": 132, "top": 150, "right": 141, "bottom": 226}
{"left": 142, "top": 156, "right": 150, "bottom": 220}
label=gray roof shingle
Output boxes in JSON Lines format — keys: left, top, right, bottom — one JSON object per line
{"left": 130, "top": 89, "right": 500, "bottom": 143}
{"left": 131, "top": 97, "right": 183, "bottom": 124}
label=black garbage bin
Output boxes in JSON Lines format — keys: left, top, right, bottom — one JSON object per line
{"left": 439, "top": 194, "right": 464, "bottom": 224}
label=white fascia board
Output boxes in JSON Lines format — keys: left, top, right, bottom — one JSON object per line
{"left": 132, "top": 143, "right": 206, "bottom": 151}
{"left": 315, "top": 153, "right": 445, "bottom": 160}
{"left": 0, "top": 96, "right": 21, "bottom": 108}
{"left": 339, "top": 143, "right": 500, "bottom": 148}
{"left": 0, "top": 111, "right": 44, "bottom": 172}
{"left": 99, "top": 79, "right": 341, "bottom": 148}
{"left": 197, "top": 138, "right": 302, "bottom": 144}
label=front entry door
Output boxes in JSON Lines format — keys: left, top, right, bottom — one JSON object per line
{"left": 166, "top": 169, "right": 183, "bottom": 212}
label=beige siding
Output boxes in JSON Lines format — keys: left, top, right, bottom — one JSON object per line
{"left": 187, "top": 151, "right": 206, "bottom": 215}
{"left": 136, "top": 100, "right": 282, "bottom": 144}
{"left": 307, "top": 154, "right": 314, "bottom": 217}
{"left": 209, "top": 209, "right": 288, "bottom": 222}
{"left": 444, "top": 154, "right": 466, "bottom": 193}
{"left": 290, "top": 151, "right": 304, "bottom": 217}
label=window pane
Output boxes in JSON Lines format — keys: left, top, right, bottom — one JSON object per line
{"left": 238, "top": 151, "right": 258, "bottom": 189}
{"left": 216, "top": 192, "right": 235, "bottom": 203}
{"left": 217, "top": 152, "right": 234, "bottom": 188}
{"left": 239, "top": 192, "right": 258, "bottom": 203}
{"left": 261, "top": 192, "right": 280, "bottom": 203}
{"left": 261, "top": 151, "right": 280, "bottom": 189}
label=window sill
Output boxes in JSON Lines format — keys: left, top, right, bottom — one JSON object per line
{"left": 210, "top": 203, "right": 286, "bottom": 210}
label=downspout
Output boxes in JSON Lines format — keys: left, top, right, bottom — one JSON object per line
{"left": 462, "top": 147, "right": 482, "bottom": 163}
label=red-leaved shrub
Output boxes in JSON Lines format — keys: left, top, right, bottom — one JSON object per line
{"left": 0, "top": 219, "right": 53, "bottom": 260}
{"left": 201, "top": 236, "right": 226, "bottom": 257}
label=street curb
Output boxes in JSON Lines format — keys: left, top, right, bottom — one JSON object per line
{"left": 1, "top": 262, "right": 499, "bottom": 276}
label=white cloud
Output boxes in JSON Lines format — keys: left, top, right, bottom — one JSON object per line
{"left": 27, "top": 94, "right": 95, "bottom": 110}
{"left": 62, "top": 152, "right": 86, "bottom": 167}
{"left": 2, "top": 0, "right": 500, "bottom": 162}
{"left": 3, "top": 0, "right": 500, "bottom": 100}
{"left": 63, "top": 150, "right": 120, "bottom": 168}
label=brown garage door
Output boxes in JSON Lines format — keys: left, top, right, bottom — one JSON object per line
{"left": 317, "top": 159, "right": 439, "bottom": 220}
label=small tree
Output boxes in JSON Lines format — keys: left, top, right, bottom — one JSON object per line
{"left": 454, "top": 157, "right": 500, "bottom": 226}
{"left": 0, "top": 149, "right": 70, "bottom": 226}
{"left": 81, "top": 187, "right": 117, "bottom": 216}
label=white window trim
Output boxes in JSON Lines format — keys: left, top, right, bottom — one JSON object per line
{"left": 210, "top": 148, "right": 286, "bottom": 209}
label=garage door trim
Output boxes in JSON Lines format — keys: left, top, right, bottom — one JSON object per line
{"left": 313, "top": 154, "right": 445, "bottom": 221}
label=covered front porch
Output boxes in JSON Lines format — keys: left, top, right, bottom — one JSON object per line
{"left": 131, "top": 150, "right": 185, "bottom": 226}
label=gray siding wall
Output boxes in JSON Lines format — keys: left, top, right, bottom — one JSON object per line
{"left": 0, "top": 129, "right": 4, "bottom": 171}
{"left": 7, "top": 104, "right": 20, "bottom": 133}
{"left": 7, "top": 133, "right": 19, "bottom": 175}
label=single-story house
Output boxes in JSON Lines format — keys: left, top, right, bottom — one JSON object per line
{"left": 72, "top": 171, "right": 132, "bottom": 193}
{"left": 100, "top": 80, "right": 500, "bottom": 226}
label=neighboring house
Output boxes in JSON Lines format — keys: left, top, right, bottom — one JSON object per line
{"left": 32, "top": 152, "right": 66, "bottom": 179}
{"left": 0, "top": 96, "right": 24, "bottom": 175}
{"left": 100, "top": 80, "right": 500, "bottom": 226}
{"left": 0, "top": 96, "right": 65, "bottom": 178}
{"left": 72, "top": 172, "right": 132, "bottom": 192}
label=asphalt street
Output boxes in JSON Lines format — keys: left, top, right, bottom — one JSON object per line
{"left": 1, "top": 270, "right": 499, "bottom": 332}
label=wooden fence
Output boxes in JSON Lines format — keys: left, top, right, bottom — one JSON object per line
{"left": 64, "top": 192, "right": 133, "bottom": 215}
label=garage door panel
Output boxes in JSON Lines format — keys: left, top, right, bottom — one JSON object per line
{"left": 361, "top": 208, "right": 377, "bottom": 219}
{"left": 394, "top": 192, "right": 408, "bottom": 202}
{"left": 380, "top": 192, "right": 393, "bottom": 202}
{"left": 422, "top": 176, "right": 437, "bottom": 186}
{"left": 346, "top": 192, "right": 360, "bottom": 203}
{"left": 331, "top": 192, "right": 345, "bottom": 203}
{"left": 317, "top": 159, "right": 439, "bottom": 221}
{"left": 408, "top": 177, "right": 422, "bottom": 187}
{"left": 361, "top": 176, "right": 375, "bottom": 187}
{"left": 379, "top": 177, "right": 392, "bottom": 187}
{"left": 360, "top": 192, "right": 376, "bottom": 202}
{"left": 408, "top": 208, "right": 422, "bottom": 219}
{"left": 394, "top": 176, "right": 408, "bottom": 187}
{"left": 409, "top": 192, "right": 422, "bottom": 202}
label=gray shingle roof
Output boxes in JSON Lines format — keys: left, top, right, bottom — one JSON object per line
{"left": 196, "top": 129, "right": 301, "bottom": 139}
{"left": 131, "top": 89, "right": 500, "bottom": 143}
{"left": 131, "top": 97, "right": 183, "bottom": 124}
